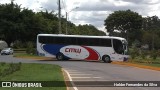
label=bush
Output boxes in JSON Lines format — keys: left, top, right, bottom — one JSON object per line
{"left": 26, "top": 42, "right": 36, "bottom": 55}
{"left": 13, "top": 40, "right": 24, "bottom": 49}
{"left": 140, "top": 50, "right": 148, "bottom": 59}
{"left": 26, "top": 48, "right": 36, "bottom": 55}
{"left": 1, "top": 62, "right": 6, "bottom": 66}
{"left": 130, "top": 47, "right": 139, "bottom": 59}
{"left": 1, "top": 63, "right": 22, "bottom": 77}
{"left": 158, "top": 50, "right": 160, "bottom": 57}
{"left": 150, "top": 50, "right": 158, "bottom": 60}
{"left": 0, "top": 40, "right": 8, "bottom": 49}
{"left": 0, "top": 69, "right": 2, "bottom": 75}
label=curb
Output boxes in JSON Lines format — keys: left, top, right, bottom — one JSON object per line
{"left": 62, "top": 69, "right": 69, "bottom": 90}
{"left": 62, "top": 68, "right": 78, "bottom": 90}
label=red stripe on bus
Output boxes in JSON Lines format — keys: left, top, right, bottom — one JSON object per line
{"left": 82, "top": 46, "right": 99, "bottom": 60}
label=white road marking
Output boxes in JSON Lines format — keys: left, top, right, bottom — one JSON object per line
{"left": 65, "top": 70, "right": 78, "bottom": 71}
{"left": 72, "top": 77, "right": 101, "bottom": 79}
{"left": 70, "top": 74, "right": 92, "bottom": 75}
{"left": 63, "top": 69, "right": 78, "bottom": 90}
{"left": 63, "top": 68, "right": 102, "bottom": 90}
{"left": 69, "top": 72, "right": 83, "bottom": 74}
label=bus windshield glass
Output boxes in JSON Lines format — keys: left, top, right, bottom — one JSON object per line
{"left": 113, "top": 39, "right": 128, "bottom": 55}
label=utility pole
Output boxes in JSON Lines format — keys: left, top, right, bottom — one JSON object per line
{"left": 65, "top": 7, "right": 79, "bottom": 35}
{"left": 66, "top": 12, "right": 68, "bottom": 34}
{"left": 152, "top": 32, "right": 155, "bottom": 50}
{"left": 11, "top": 0, "right": 14, "bottom": 5}
{"left": 11, "top": 0, "right": 14, "bottom": 2}
{"left": 58, "top": 0, "right": 61, "bottom": 34}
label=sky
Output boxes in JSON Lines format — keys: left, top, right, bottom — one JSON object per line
{"left": 0, "top": 0, "right": 160, "bottom": 33}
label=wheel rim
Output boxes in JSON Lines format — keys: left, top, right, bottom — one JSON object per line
{"left": 103, "top": 56, "right": 110, "bottom": 62}
{"left": 104, "top": 57, "right": 110, "bottom": 61}
{"left": 58, "top": 54, "right": 63, "bottom": 60}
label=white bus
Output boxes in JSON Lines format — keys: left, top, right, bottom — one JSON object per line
{"left": 37, "top": 34, "right": 129, "bottom": 63}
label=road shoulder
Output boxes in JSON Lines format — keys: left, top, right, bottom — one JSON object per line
{"left": 112, "top": 61, "right": 160, "bottom": 71}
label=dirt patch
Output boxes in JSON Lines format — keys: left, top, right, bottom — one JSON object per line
{"left": 112, "top": 61, "right": 160, "bottom": 71}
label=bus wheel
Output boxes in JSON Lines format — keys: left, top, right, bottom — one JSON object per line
{"left": 102, "top": 55, "right": 111, "bottom": 63}
{"left": 56, "top": 53, "right": 64, "bottom": 60}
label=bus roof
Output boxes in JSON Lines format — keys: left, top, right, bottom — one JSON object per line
{"left": 37, "top": 34, "right": 126, "bottom": 41}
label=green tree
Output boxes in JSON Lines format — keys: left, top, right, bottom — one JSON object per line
{"left": 142, "top": 16, "right": 160, "bottom": 30}
{"left": 104, "top": 10, "right": 143, "bottom": 45}
{"left": 76, "top": 24, "right": 106, "bottom": 35}
{"left": 142, "top": 30, "right": 160, "bottom": 50}
{"left": 141, "top": 16, "right": 160, "bottom": 50}
{"left": 37, "top": 11, "right": 59, "bottom": 34}
{"left": 0, "top": 1, "right": 22, "bottom": 46}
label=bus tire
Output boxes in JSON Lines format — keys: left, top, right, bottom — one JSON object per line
{"left": 56, "top": 53, "right": 64, "bottom": 60}
{"left": 102, "top": 55, "right": 111, "bottom": 63}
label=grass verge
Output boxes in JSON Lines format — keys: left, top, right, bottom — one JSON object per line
{"left": 0, "top": 63, "right": 66, "bottom": 90}
{"left": 141, "top": 63, "right": 160, "bottom": 67}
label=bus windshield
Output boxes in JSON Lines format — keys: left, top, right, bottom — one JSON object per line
{"left": 113, "top": 39, "right": 128, "bottom": 55}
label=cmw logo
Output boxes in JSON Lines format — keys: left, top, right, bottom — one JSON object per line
{"left": 65, "top": 48, "right": 81, "bottom": 53}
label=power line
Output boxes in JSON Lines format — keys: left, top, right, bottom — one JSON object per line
{"left": 62, "top": 0, "right": 66, "bottom": 12}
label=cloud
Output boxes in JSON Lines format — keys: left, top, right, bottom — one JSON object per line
{"left": 68, "top": 0, "right": 160, "bottom": 31}
{"left": 40, "top": 0, "right": 58, "bottom": 11}
{"left": 70, "top": 11, "right": 109, "bottom": 31}
{"left": 0, "top": 0, "right": 10, "bottom": 4}
{"left": 67, "top": 0, "right": 149, "bottom": 31}
{"left": 77, "top": 0, "right": 151, "bottom": 13}
{"left": 117, "top": 0, "right": 160, "bottom": 4}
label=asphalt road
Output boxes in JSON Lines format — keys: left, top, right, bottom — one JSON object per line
{"left": 0, "top": 55, "right": 160, "bottom": 90}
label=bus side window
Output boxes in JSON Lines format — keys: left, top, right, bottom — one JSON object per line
{"left": 71, "top": 37, "right": 77, "bottom": 45}
{"left": 54, "top": 37, "right": 64, "bottom": 44}
{"left": 65, "top": 37, "right": 77, "bottom": 45}
{"left": 88, "top": 38, "right": 93, "bottom": 46}
{"left": 64, "top": 37, "right": 68, "bottom": 45}
{"left": 39, "top": 36, "right": 43, "bottom": 43}
{"left": 39, "top": 36, "right": 53, "bottom": 44}
{"left": 77, "top": 38, "right": 86, "bottom": 45}
{"left": 100, "top": 39, "right": 111, "bottom": 47}
{"left": 48, "top": 36, "right": 55, "bottom": 44}
{"left": 89, "top": 38, "right": 100, "bottom": 46}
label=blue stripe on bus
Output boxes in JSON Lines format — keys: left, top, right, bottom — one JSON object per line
{"left": 43, "top": 44, "right": 71, "bottom": 59}
{"left": 43, "top": 44, "right": 65, "bottom": 55}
